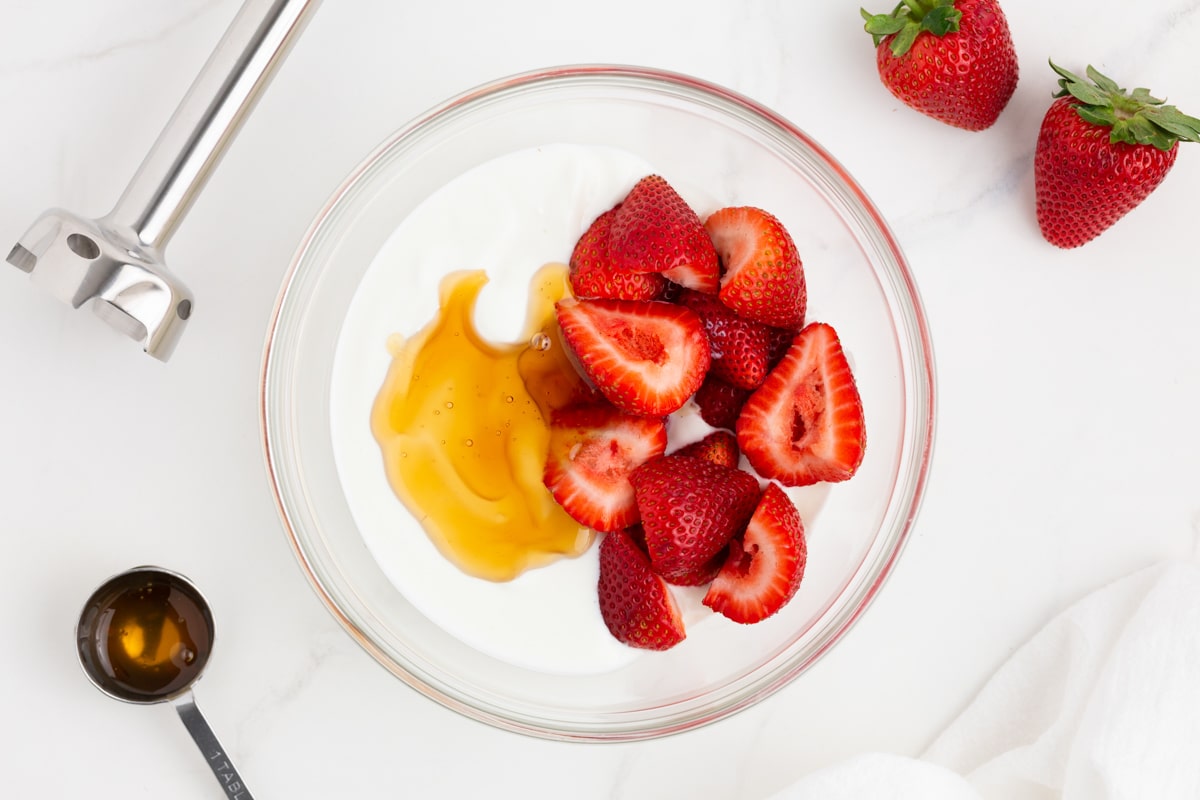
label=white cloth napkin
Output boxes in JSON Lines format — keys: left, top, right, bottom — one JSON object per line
{"left": 774, "top": 561, "right": 1200, "bottom": 800}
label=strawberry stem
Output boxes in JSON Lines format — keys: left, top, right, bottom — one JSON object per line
{"left": 861, "top": 0, "right": 962, "bottom": 57}
{"left": 1050, "top": 60, "right": 1200, "bottom": 150}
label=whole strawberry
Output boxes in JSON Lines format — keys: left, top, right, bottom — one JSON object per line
{"left": 861, "top": 0, "right": 1018, "bottom": 131}
{"left": 1035, "top": 62, "right": 1200, "bottom": 249}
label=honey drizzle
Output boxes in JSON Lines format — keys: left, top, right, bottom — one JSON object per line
{"left": 369, "top": 263, "right": 593, "bottom": 582}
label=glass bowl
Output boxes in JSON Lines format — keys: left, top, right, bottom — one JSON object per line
{"left": 260, "top": 65, "right": 935, "bottom": 741}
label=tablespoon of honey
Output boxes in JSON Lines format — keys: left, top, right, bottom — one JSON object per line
{"left": 76, "top": 566, "right": 253, "bottom": 799}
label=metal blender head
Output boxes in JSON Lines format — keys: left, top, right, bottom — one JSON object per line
{"left": 5, "top": 0, "right": 320, "bottom": 361}
{"left": 8, "top": 211, "right": 192, "bottom": 360}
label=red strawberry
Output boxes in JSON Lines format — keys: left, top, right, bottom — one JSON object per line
{"left": 598, "top": 527, "right": 686, "bottom": 650}
{"left": 705, "top": 207, "right": 806, "bottom": 329}
{"left": 737, "top": 322, "right": 865, "bottom": 486}
{"left": 704, "top": 483, "right": 807, "bottom": 624}
{"left": 630, "top": 455, "right": 761, "bottom": 584}
{"left": 693, "top": 374, "right": 750, "bottom": 431}
{"left": 666, "top": 550, "right": 728, "bottom": 588}
{"left": 1035, "top": 63, "right": 1200, "bottom": 249}
{"left": 555, "top": 297, "right": 710, "bottom": 416}
{"left": 861, "top": 0, "right": 1018, "bottom": 131}
{"left": 542, "top": 406, "right": 668, "bottom": 532}
{"left": 569, "top": 209, "right": 666, "bottom": 301}
{"left": 674, "top": 430, "right": 740, "bottom": 470}
{"left": 609, "top": 175, "right": 720, "bottom": 293}
{"left": 622, "top": 513, "right": 726, "bottom": 586}
{"left": 678, "top": 289, "right": 773, "bottom": 390}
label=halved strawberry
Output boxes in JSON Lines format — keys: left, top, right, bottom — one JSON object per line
{"left": 609, "top": 175, "right": 720, "bottom": 293}
{"left": 678, "top": 288, "right": 773, "bottom": 390}
{"left": 736, "top": 322, "right": 865, "bottom": 486}
{"left": 693, "top": 374, "right": 750, "bottom": 431}
{"left": 569, "top": 209, "right": 666, "bottom": 301}
{"left": 703, "top": 483, "right": 807, "bottom": 624}
{"left": 555, "top": 297, "right": 710, "bottom": 416}
{"left": 674, "top": 430, "right": 740, "bottom": 470}
{"left": 542, "top": 405, "right": 667, "bottom": 532}
{"left": 598, "top": 527, "right": 686, "bottom": 650}
{"left": 705, "top": 207, "right": 806, "bottom": 329}
{"left": 630, "top": 454, "right": 761, "bottom": 584}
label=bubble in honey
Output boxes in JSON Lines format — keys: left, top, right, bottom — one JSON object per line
{"left": 369, "top": 264, "right": 595, "bottom": 582}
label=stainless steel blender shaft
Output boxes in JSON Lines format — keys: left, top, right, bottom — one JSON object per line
{"left": 6, "top": 0, "right": 321, "bottom": 360}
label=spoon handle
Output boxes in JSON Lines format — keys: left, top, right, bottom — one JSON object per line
{"left": 175, "top": 693, "right": 255, "bottom": 800}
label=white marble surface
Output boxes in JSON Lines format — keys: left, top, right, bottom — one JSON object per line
{"left": 2, "top": 1, "right": 1198, "bottom": 797}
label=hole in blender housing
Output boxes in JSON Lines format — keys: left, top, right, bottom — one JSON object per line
{"left": 67, "top": 233, "right": 101, "bottom": 260}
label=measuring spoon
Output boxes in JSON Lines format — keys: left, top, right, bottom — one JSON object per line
{"left": 76, "top": 566, "right": 253, "bottom": 799}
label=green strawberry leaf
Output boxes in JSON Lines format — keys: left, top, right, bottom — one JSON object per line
{"left": 1075, "top": 105, "right": 1116, "bottom": 128}
{"left": 1048, "top": 60, "right": 1200, "bottom": 150}
{"left": 1112, "top": 116, "right": 1174, "bottom": 150}
{"left": 1061, "top": 77, "right": 1109, "bottom": 107}
{"left": 862, "top": 8, "right": 905, "bottom": 47}
{"left": 861, "top": 0, "right": 962, "bottom": 57}
{"left": 889, "top": 21, "right": 923, "bottom": 56}
{"left": 1049, "top": 60, "right": 1084, "bottom": 91}
{"left": 1130, "top": 87, "right": 1165, "bottom": 106}
{"left": 862, "top": 10, "right": 908, "bottom": 43}
{"left": 1145, "top": 106, "right": 1200, "bottom": 141}
{"left": 1086, "top": 66, "right": 1122, "bottom": 95}
{"left": 921, "top": 4, "right": 963, "bottom": 36}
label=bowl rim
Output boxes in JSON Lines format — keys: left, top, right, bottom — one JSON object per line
{"left": 259, "top": 63, "right": 937, "bottom": 741}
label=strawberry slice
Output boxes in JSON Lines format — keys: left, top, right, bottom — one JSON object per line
{"left": 569, "top": 209, "right": 666, "bottom": 301}
{"left": 609, "top": 175, "right": 720, "bottom": 293}
{"left": 703, "top": 483, "right": 807, "bottom": 624}
{"left": 630, "top": 454, "right": 761, "bottom": 585}
{"left": 678, "top": 288, "right": 773, "bottom": 390}
{"left": 542, "top": 405, "right": 667, "bottom": 532}
{"left": 693, "top": 374, "right": 750, "bottom": 431}
{"left": 705, "top": 207, "right": 807, "bottom": 329}
{"left": 736, "top": 322, "right": 865, "bottom": 486}
{"left": 555, "top": 297, "right": 710, "bottom": 417}
{"left": 674, "top": 430, "right": 740, "bottom": 470}
{"left": 598, "top": 527, "right": 686, "bottom": 650}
